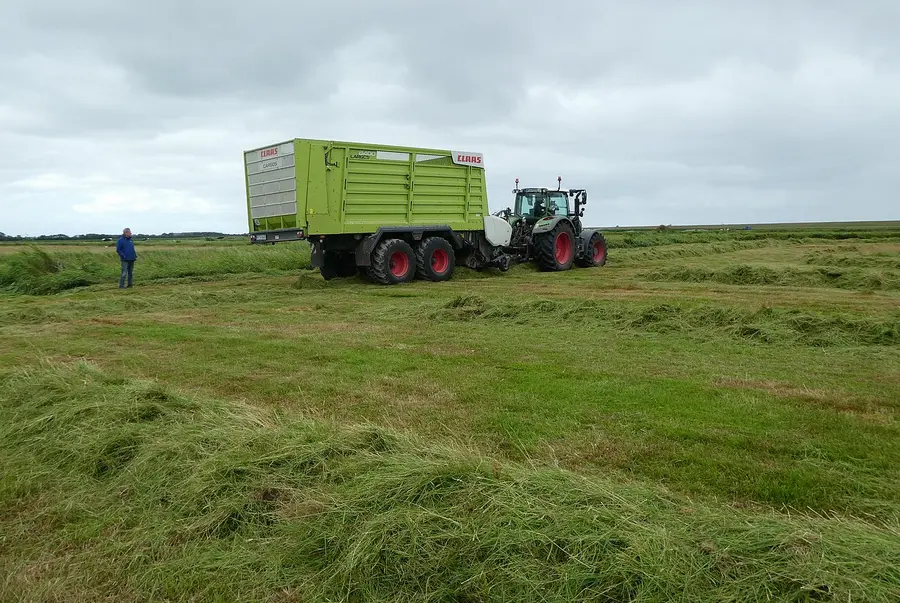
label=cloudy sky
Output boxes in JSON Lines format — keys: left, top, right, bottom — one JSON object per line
{"left": 1, "top": 1, "right": 898, "bottom": 236}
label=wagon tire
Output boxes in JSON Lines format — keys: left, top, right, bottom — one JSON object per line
{"left": 367, "top": 239, "right": 416, "bottom": 285}
{"left": 415, "top": 237, "right": 456, "bottom": 282}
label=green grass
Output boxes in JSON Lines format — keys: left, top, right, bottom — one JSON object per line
{"left": 433, "top": 294, "right": 900, "bottom": 346}
{"left": 0, "top": 244, "right": 309, "bottom": 294}
{"left": 1, "top": 228, "right": 899, "bottom": 601}
{"left": 606, "top": 220, "right": 900, "bottom": 231}
{"left": 640, "top": 264, "right": 900, "bottom": 292}
{"left": 2, "top": 364, "right": 898, "bottom": 602}
{"left": 804, "top": 250, "right": 900, "bottom": 270}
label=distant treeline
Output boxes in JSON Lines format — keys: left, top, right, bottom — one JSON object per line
{"left": 0, "top": 232, "right": 244, "bottom": 241}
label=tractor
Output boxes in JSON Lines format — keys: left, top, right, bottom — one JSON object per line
{"left": 493, "top": 177, "right": 608, "bottom": 271}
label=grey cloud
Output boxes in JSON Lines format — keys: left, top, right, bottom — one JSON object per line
{"left": 1, "top": 1, "right": 899, "bottom": 236}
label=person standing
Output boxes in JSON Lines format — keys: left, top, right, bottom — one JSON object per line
{"left": 116, "top": 228, "right": 137, "bottom": 288}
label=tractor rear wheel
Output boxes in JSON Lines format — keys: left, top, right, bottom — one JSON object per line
{"left": 415, "top": 237, "right": 455, "bottom": 281}
{"left": 575, "top": 232, "right": 608, "bottom": 268}
{"left": 535, "top": 221, "right": 576, "bottom": 271}
{"left": 367, "top": 239, "right": 416, "bottom": 285}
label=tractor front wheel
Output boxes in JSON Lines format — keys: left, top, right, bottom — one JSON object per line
{"left": 575, "top": 232, "right": 608, "bottom": 268}
{"left": 368, "top": 239, "right": 416, "bottom": 285}
{"left": 535, "top": 222, "right": 576, "bottom": 271}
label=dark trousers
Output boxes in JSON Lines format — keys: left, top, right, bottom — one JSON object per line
{"left": 119, "top": 260, "right": 134, "bottom": 288}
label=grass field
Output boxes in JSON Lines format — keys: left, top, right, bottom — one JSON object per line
{"left": 1, "top": 227, "right": 899, "bottom": 601}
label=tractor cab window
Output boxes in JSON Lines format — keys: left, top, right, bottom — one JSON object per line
{"left": 515, "top": 193, "right": 546, "bottom": 218}
{"left": 547, "top": 193, "right": 569, "bottom": 216}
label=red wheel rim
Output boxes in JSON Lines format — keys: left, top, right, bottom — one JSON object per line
{"left": 431, "top": 248, "right": 450, "bottom": 274}
{"left": 389, "top": 251, "right": 409, "bottom": 277}
{"left": 592, "top": 240, "right": 606, "bottom": 263}
{"left": 554, "top": 232, "right": 573, "bottom": 264}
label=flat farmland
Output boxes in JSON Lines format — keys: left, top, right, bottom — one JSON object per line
{"left": 1, "top": 227, "right": 898, "bottom": 602}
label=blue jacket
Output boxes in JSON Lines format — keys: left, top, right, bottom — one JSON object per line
{"left": 116, "top": 236, "right": 137, "bottom": 261}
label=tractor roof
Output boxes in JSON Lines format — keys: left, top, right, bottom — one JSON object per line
{"left": 517, "top": 188, "right": 570, "bottom": 194}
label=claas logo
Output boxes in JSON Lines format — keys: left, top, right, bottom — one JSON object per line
{"left": 260, "top": 147, "right": 279, "bottom": 159}
{"left": 456, "top": 154, "right": 482, "bottom": 164}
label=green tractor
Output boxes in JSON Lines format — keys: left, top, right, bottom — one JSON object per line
{"left": 493, "top": 177, "right": 608, "bottom": 271}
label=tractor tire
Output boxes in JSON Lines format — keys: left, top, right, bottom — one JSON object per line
{"left": 575, "top": 232, "right": 608, "bottom": 268}
{"left": 367, "top": 238, "right": 416, "bottom": 285}
{"left": 535, "top": 221, "right": 576, "bottom": 271}
{"left": 415, "top": 237, "right": 455, "bottom": 282}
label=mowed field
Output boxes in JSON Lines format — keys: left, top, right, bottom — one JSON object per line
{"left": 1, "top": 227, "right": 899, "bottom": 602}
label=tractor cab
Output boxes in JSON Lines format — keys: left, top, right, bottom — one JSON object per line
{"left": 507, "top": 177, "right": 587, "bottom": 232}
{"left": 514, "top": 189, "right": 570, "bottom": 223}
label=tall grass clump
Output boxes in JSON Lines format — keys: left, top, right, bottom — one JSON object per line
{"left": 135, "top": 246, "right": 310, "bottom": 280}
{"left": 434, "top": 295, "right": 900, "bottom": 347}
{"left": 2, "top": 364, "right": 899, "bottom": 601}
{"left": 805, "top": 251, "right": 900, "bottom": 270}
{"left": 0, "top": 246, "right": 107, "bottom": 294}
{"left": 611, "top": 239, "right": 774, "bottom": 265}
{"left": 602, "top": 229, "right": 900, "bottom": 250}
{"left": 0, "top": 244, "right": 311, "bottom": 295}
{"left": 641, "top": 264, "right": 900, "bottom": 291}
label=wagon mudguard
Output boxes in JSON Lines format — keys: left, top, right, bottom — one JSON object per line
{"left": 354, "top": 226, "right": 465, "bottom": 266}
